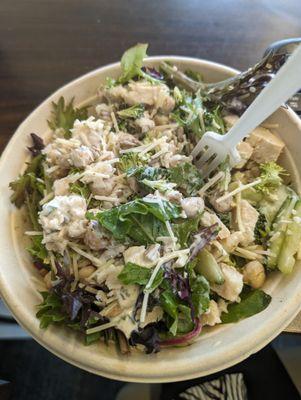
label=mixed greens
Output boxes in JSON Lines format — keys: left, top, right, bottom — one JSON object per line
{"left": 9, "top": 44, "right": 301, "bottom": 354}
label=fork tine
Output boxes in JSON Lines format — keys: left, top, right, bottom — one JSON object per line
{"left": 200, "top": 155, "right": 222, "bottom": 178}
{"left": 191, "top": 137, "right": 207, "bottom": 159}
{"left": 195, "top": 148, "right": 216, "bottom": 168}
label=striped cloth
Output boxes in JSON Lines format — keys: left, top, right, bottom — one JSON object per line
{"left": 177, "top": 373, "right": 247, "bottom": 400}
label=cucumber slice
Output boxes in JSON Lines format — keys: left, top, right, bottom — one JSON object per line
{"left": 267, "top": 194, "right": 298, "bottom": 269}
{"left": 277, "top": 200, "right": 301, "bottom": 274}
{"left": 260, "top": 184, "right": 289, "bottom": 228}
{"left": 195, "top": 249, "right": 224, "bottom": 284}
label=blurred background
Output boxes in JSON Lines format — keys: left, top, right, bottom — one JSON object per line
{"left": 1, "top": 0, "right": 301, "bottom": 399}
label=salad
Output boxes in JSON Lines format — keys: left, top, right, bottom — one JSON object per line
{"left": 9, "top": 44, "right": 301, "bottom": 354}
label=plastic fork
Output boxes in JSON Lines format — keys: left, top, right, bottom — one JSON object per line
{"left": 192, "top": 44, "right": 301, "bottom": 178}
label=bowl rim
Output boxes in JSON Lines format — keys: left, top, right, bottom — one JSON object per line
{"left": 1, "top": 56, "right": 301, "bottom": 383}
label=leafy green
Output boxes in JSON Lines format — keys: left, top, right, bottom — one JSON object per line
{"left": 172, "top": 89, "right": 225, "bottom": 140}
{"left": 36, "top": 291, "right": 65, "bottom": 329}
{"left": 128, "top": 163, "right": 203, "bottom": 196}
{"left": 173, "top": 214, "right": 202, "bottom": 248}
{"left": 256, "top": 162, "right": 287, "bottom": 194}
{"left": 160, "top": 284, "right": 195, "bottom": 336}
{"left": 47, "top": 96, "right": 88, "bottom": 139}
{"left": 119, "top": 43, "right": 148, "bottom": 83}
{"left": 176, "top": 305, "right": 195, "bottom": 334}
{"left": 89, "top": 198, "right": 180, "bottom": 245}
{"left": 10, "top": 154, "right": 45, "bottom": 208}
{"left": 184, "top": 69, "right": 203, "bottom": 82}
{"left": 105, "top": 77, "right": 117, "bottom": 89}
{"left": 118, "top": 152, "right": 148, "bottom": 173}
{"left": 117, "top": 104, "right": 145, "bottom": 119}
{"left": 221, "top": 288, "right": 271, "bottom": 323}
{"left": 160, "top": 286, "right": 179, "bottom": 335}
{"left": 128, "top": 166, "right": 168, "bottom": 181}
{"left": 168, "top": 162, "right": 203, "bottom": 196}
{"left": 203, "top": 106, "right": 226, "bottom": 134}
{"left": 10, "top": 154, "right": 45, "bottom": 230}
{"left": 127, "top": 166, "right": 170, "bottom": 193}
{"left": 189, "top": 274, "right": 210, "bottom": 316}
{"left": 85, "top": 332, "right": 102, "bottom": 346}
{"left": 118, "top": 262, "right": 163, "bottom": 290}
{"left": 254, "top": 213, "right": 268, "bottom": 245}
{"left": 216, "top": 212, "right": 231, "bottom": 229}
{"left": 172, "top": 91, "right": 203, "bottom": 139}
{"left": 141, "top": 179, "right": 177, "bottom": 193}
{"left": 27, "top": 235, "right": 48, "bottom": 263}
{"left": 69, "top": 181, "right": 91, "bottom": 200}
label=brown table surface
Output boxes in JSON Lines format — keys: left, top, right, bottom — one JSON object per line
{"left": 1, "top": 0, "right": 301, "bottom": 331}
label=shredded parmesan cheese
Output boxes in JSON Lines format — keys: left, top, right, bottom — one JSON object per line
{"left": 198, "top": 171, "right": 225, "bottom": 196}
{"left": 216, "top": 178, "right": 261, "bottom": 203}
{"left": 110, "top": 111, "right": 120, "bottom": 133}
{"left": 94, "top": 195, "right": 120, "bottom": 202}
{"left": 86, "top": 320, "right": 117, "bottom": 335}
{"left": 68, "top": 243, "right": 106, "bottom": 267}
{"left": 49, "top": 251, "right": 58, "bottom": 274}
{"left": 236, "top": 182, "right": 245, "bottom": 233}
{"left": 234, "top": 247, "right": 264, "bottom": 261}
{"left": 140, "top": 249, "right": 190, "bottom": 323}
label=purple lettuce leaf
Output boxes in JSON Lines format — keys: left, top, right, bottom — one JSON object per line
{"left": 28, "top": 133, "right": 45, "bottom": 157}
{"left": 189, "top": 223, "right": 219, "bottom": 261}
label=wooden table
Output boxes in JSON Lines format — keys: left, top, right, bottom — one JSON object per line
{"left": 1, "top": 0, "right": 301, "bottom": 330}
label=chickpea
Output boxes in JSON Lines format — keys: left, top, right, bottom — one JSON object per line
{"left": 78, "top": 265, "right": 96, "bottom": 280}
{"left": 243, "top": 260, "right": 266, "bottom": 289}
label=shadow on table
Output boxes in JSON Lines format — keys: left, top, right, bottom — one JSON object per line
{"left": 0, "top": 339, "right": 300, "bottom": 400}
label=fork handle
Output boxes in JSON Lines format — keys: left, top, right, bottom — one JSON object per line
{"left": 226, "top": 44, "right": 301, "bottom": 148}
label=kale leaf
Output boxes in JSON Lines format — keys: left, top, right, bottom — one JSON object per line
{"left": 168, "top": 162, "right": 204, "bottom": 196}
{"left": 118, "top": 152, "right": 147, "bottom": 173}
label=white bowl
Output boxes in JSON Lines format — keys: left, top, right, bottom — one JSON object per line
{"left": 1, "top": 57, "right": 301, "bottom": 383}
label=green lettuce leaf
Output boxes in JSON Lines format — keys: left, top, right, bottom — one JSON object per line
{"left": 90, "top": 198, "right": 180, "bottom": 245}
{"left": 119, "top": 43, "right": 148, "bottom": 83}
{"left": 160, "top": 284, "right": 194, "bottom": 336}
{"left": 172, "top": 91, "right": 204, "bottom": 139}
{"left": 10, "top": 154, "right": 45, "bottom": 230}
{"left": 118, "top": 262, "right": 163, "bottom": 290}
{"left": 27, "top": 235, "right": 48, "bottom": 263}
{"left": 173, "top": 214, "right": 202, "bottom": 248}
{"left": 221, "top": 288, "right": 271, "bottom": 323}
{"left": 128, "top": 163, "right": 203, "bottom": 197}
{"left": 172, "top": 90, "right": 225, "bottom": 140}
{"left": 117, "top": 104, "right": 145, "bottom": 119}
{"left": 189, "top": 274, "right": 210, "bottom": 316}
{"left": 36, "top": 291, "right": 65, "bottom": 329}
{"left": 47, "top": 96, "right": 88, "bottom": 139}
{"left": 85, "top": 332, "right": 102, "bottom": 346}
{"left": 69, "top": 181, "right": 91, "bottom": 200}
